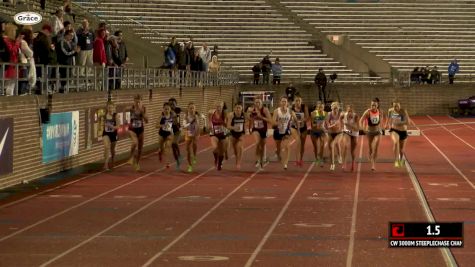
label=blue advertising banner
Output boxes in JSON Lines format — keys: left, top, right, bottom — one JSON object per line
{"left": 42, "top": 111, "right": 80, "bottom": 163}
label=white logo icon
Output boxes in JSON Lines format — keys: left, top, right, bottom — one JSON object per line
{"left": 0, "top": 127, "right": 9, "bottom": 159}
{"left": 14, "top": 12, "right": 42, "bottom": 26}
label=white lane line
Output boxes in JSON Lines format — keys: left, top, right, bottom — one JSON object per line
{"left": 0, "top": 146, "right": 213, "bottom": 243}
{"left": 414, "top": 120, "right": 475, "bottom": 190}
{"left": 450, "top": 116, "right": 475, "bottom": 131}
{"left": 346, "top": 137, "right": 364, "bottom": 267}
{"left": 0, "top": 137, "right": 204, "bottom": 210}
{"left": 427, "top": 115, "right": 475, "bottom": 151}
{"left": 41, "top": 143, "right": 255, "bottom": 266}
{"left": 244, "top": 163, "right": 315, "bottom": 267}
{"left": 142, "top": 163, "right": 272, "bottom": 267}
{"left": 404, "top": 154, "right": 458, "bottom": 267}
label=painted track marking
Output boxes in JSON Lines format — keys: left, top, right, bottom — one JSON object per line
{"left": 0, "top": 137, "right": 204, "bottom": 209}
{"left": 41, "top": 143, "right": 256, "bottom": 266}
{"left": 0, "top": 145, "right": 213, "bottom": 243}
{"left": 244, "top": 163, "right": 315, "bottom": 267}
{"left": 142, "top": 161, "right": 271, "bottom": 267}
{"left": 345, "top": 138, "right": 364, "bottom": 267}
{"left": 427, "top": 116, "right": 475, "bottom": 151}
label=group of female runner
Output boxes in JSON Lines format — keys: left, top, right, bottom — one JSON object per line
{"left": 99, "top": 93, "right": 411, "bottom": 172}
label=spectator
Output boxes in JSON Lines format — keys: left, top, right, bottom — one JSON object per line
{"left": 50, "top": 8, "right": 64, "bottom": 38}
{"left": 105, "top": 36, "right": 121, "bottom": 90}
{"left": 163, "top": 42, "right": 176, "bottom": 69}
{"left": 76, "top": 19, "right": 94, "bottom": 75}
{"left": 330, "top": 72, "right": 338, "bottom": 83}
{"left": 63, "top": 0, "right": 76, "bottom": 23}
{"left": 314, "top": 68, "right": 327, "bottom": 103}
{"left": 97, "top": 22, "right": 109, "bottom": 38}
{"left": 448, "top": 59, "right": 459, "bottom": 84}
{"left": 208, "top": 55, "right": 220, "bottom": 73}
{"left": 2, "top": 23, "right": 21, "bottom": 95}
{"left": 40, "top": 0, "right": 46, "bottom": 10}
{"left": 18, "top": 28, "right": 36, "bottom": 95}
{"left": 208, "top": 55, "right": 220, "bottom": 85}
{"left": 199, "top": 42, "right": 211, "bottom": 71}
{"left": 57, "top": 21, "right": 77, "bottom": 45}
{"left": 93, "top": 28, "right": 106, "bottom": 90}
{"left": 260, "top": 55, "right": 272, "bottom": 85}
{"left": 430, "top": 66, "right": 440, "bottom": 84}
{"left": 272, "top": 57, "right": 282, "bottom": 85}
{"left": 410, "top": 67, "right": 421, "bottom": 84}
{"left": 176, "top": 42, "right": 187, "bottom": 71}
{"left": 33, "top": 24, "right": 54, "bottom": 94}
{"left": 0, "top": 16, "right": 9, "bottom": 82}
{"left": 93, "top": 29, "right": 106, "bottom": 67}
{"left": 114, "top": 30, "right": 128, "bottom": 89}
{"left": 285, "top": 83, "right": 297, "bottom": 102}
{"left": 190, "top": 50, "right": 203, "bottom": 86}
{"left": 57, "top": 29, "right": 80, "bottom": 92}
{"left": 252, "top": 63, "right": 260, "bottom": 85}
{"left": 185, "top": 40, "right": 194, "bottom": 70}
{"left": 420, "top": 66, "right": 429, "bottom": 84}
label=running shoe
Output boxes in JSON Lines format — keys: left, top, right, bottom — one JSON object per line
{"left": 166, "top": 163, "right": 171, "bottom": 169}
{"left": 255, "top": 160, "right": 261, "bottom": 168}
{"left": 283, "top": 164, "right": 288, "bottom": 170}
{"left": 187, "top": 165, "right": 193, "bottom": 173}
{"left": 394, "top": 160, "right": 401, "bottom": 168}
{"left": 399, "top": 159, "right": 406, "bottom": 167}
{"left": 127, "top": 158, "right": 134, "bottom": 165}
{"left": 134, "top": 162, "right": 141, "bottom": 172}
{"left": 338, "top": 155, "right": 343, "bottom": 164}
{"left": 330, "top": 164, "right": 335, "bottom": 171}
{"left": 192, "top": 156, "right": 197, "bottom": 165}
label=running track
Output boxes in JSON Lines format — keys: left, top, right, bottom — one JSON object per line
{"left": 0, "top": 116, "right": 473, "bottom": 266}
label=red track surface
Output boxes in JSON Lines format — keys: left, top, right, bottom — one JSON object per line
{"left": 0, "top": 116, "right": 473, "bottom": 266}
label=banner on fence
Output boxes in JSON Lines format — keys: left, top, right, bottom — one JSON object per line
{"left": 42, "top": 111, "right": 80, "bottom": 163}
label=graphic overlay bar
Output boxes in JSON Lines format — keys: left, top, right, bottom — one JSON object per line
{"left": 389, "top": 222, "right": 463, "bottom": 248}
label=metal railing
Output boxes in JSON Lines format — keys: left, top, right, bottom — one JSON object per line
{"left": 0, "top": 63, "right": 240, "bottom": 96}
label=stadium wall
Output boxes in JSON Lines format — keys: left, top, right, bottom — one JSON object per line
{"left": 238, "top": 83, "right": 473, "bottom": 116}
{"left": 0, "top": 86, "right": 236, "bottom": 189}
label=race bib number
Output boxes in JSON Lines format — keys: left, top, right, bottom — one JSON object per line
{"left": 254, "top": 120, "right": 264, "bottom": 129}
{"left": 86, "top": 38, "right": 91, "bottom": 44}
{"left": 105, "top": 122, "right": 114, "bottom": 132}
{"left": 163, "top": 122, "right": 173, "bottom": 132}
{"left": 370, "top": 115, "right": 379, "bottom": 124}
{"left": 132, "top": 120, "right": 143, "bottom": 128}
{"left": 278, "top": 122, "right": 288, "bottom": 134}
{"left": 214, "top": 125, "right": 224, "bottom": 134}
{"left": 234, "top": 123, "right": 244, "bottom": 132}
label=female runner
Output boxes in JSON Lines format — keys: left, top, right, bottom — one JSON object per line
{"left": 227, "top": 102, "right": 246, "bottom": 169}
{"left": 310, "top": 102, "right": 327, "bottom": 167}
{"left": 128, "top": 94, "right": 148, "bottom": 171}
{"left": 101, "top": 101, "right": 119, "bottom": 170}
{"left": 156, "top": 102, "right": 176, "bottom": 169}
{"left": 272, "top": 96, "right": 298, "bottom": 170}
{"left": 169, "top": 98, "right": 182, "bottom": 170}
{"left": 183, "top": 102, "right": 200, "bottom": 172}
{"left": 209, "top": 101, "right": 227, "bottom": 170}
{"left": 386, "top": 100, "right": 411, "bottom": 168}
{"left": 247, "top": 98, "right": 272, "bottom": 169}
{"left": 359, "top": 98, "right": 384, "bottom": 171}
{"left": 325, "top": 102, "right": 342, "bottom": 171}
{"left": 340, "top": 105, "right": 359, "bottom": 172}
{"left": 290, "top": 94, "right": 309, "bottom": 167}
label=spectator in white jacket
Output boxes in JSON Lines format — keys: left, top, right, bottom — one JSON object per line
{"left": 18, "top": 27, "right": 36, "bottom": 95}
{"left": 50, "top": 8, "right": 64, "bottom": 37}
{"left": 199, "top": 42, "right": 211, "bottom": 71}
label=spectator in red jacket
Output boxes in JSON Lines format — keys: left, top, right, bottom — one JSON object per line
{"left": 93, "top": 29, "right": 106, "bottom": 67}
{"left": 2, "top": 23, "right": 22, "bottom": 95}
